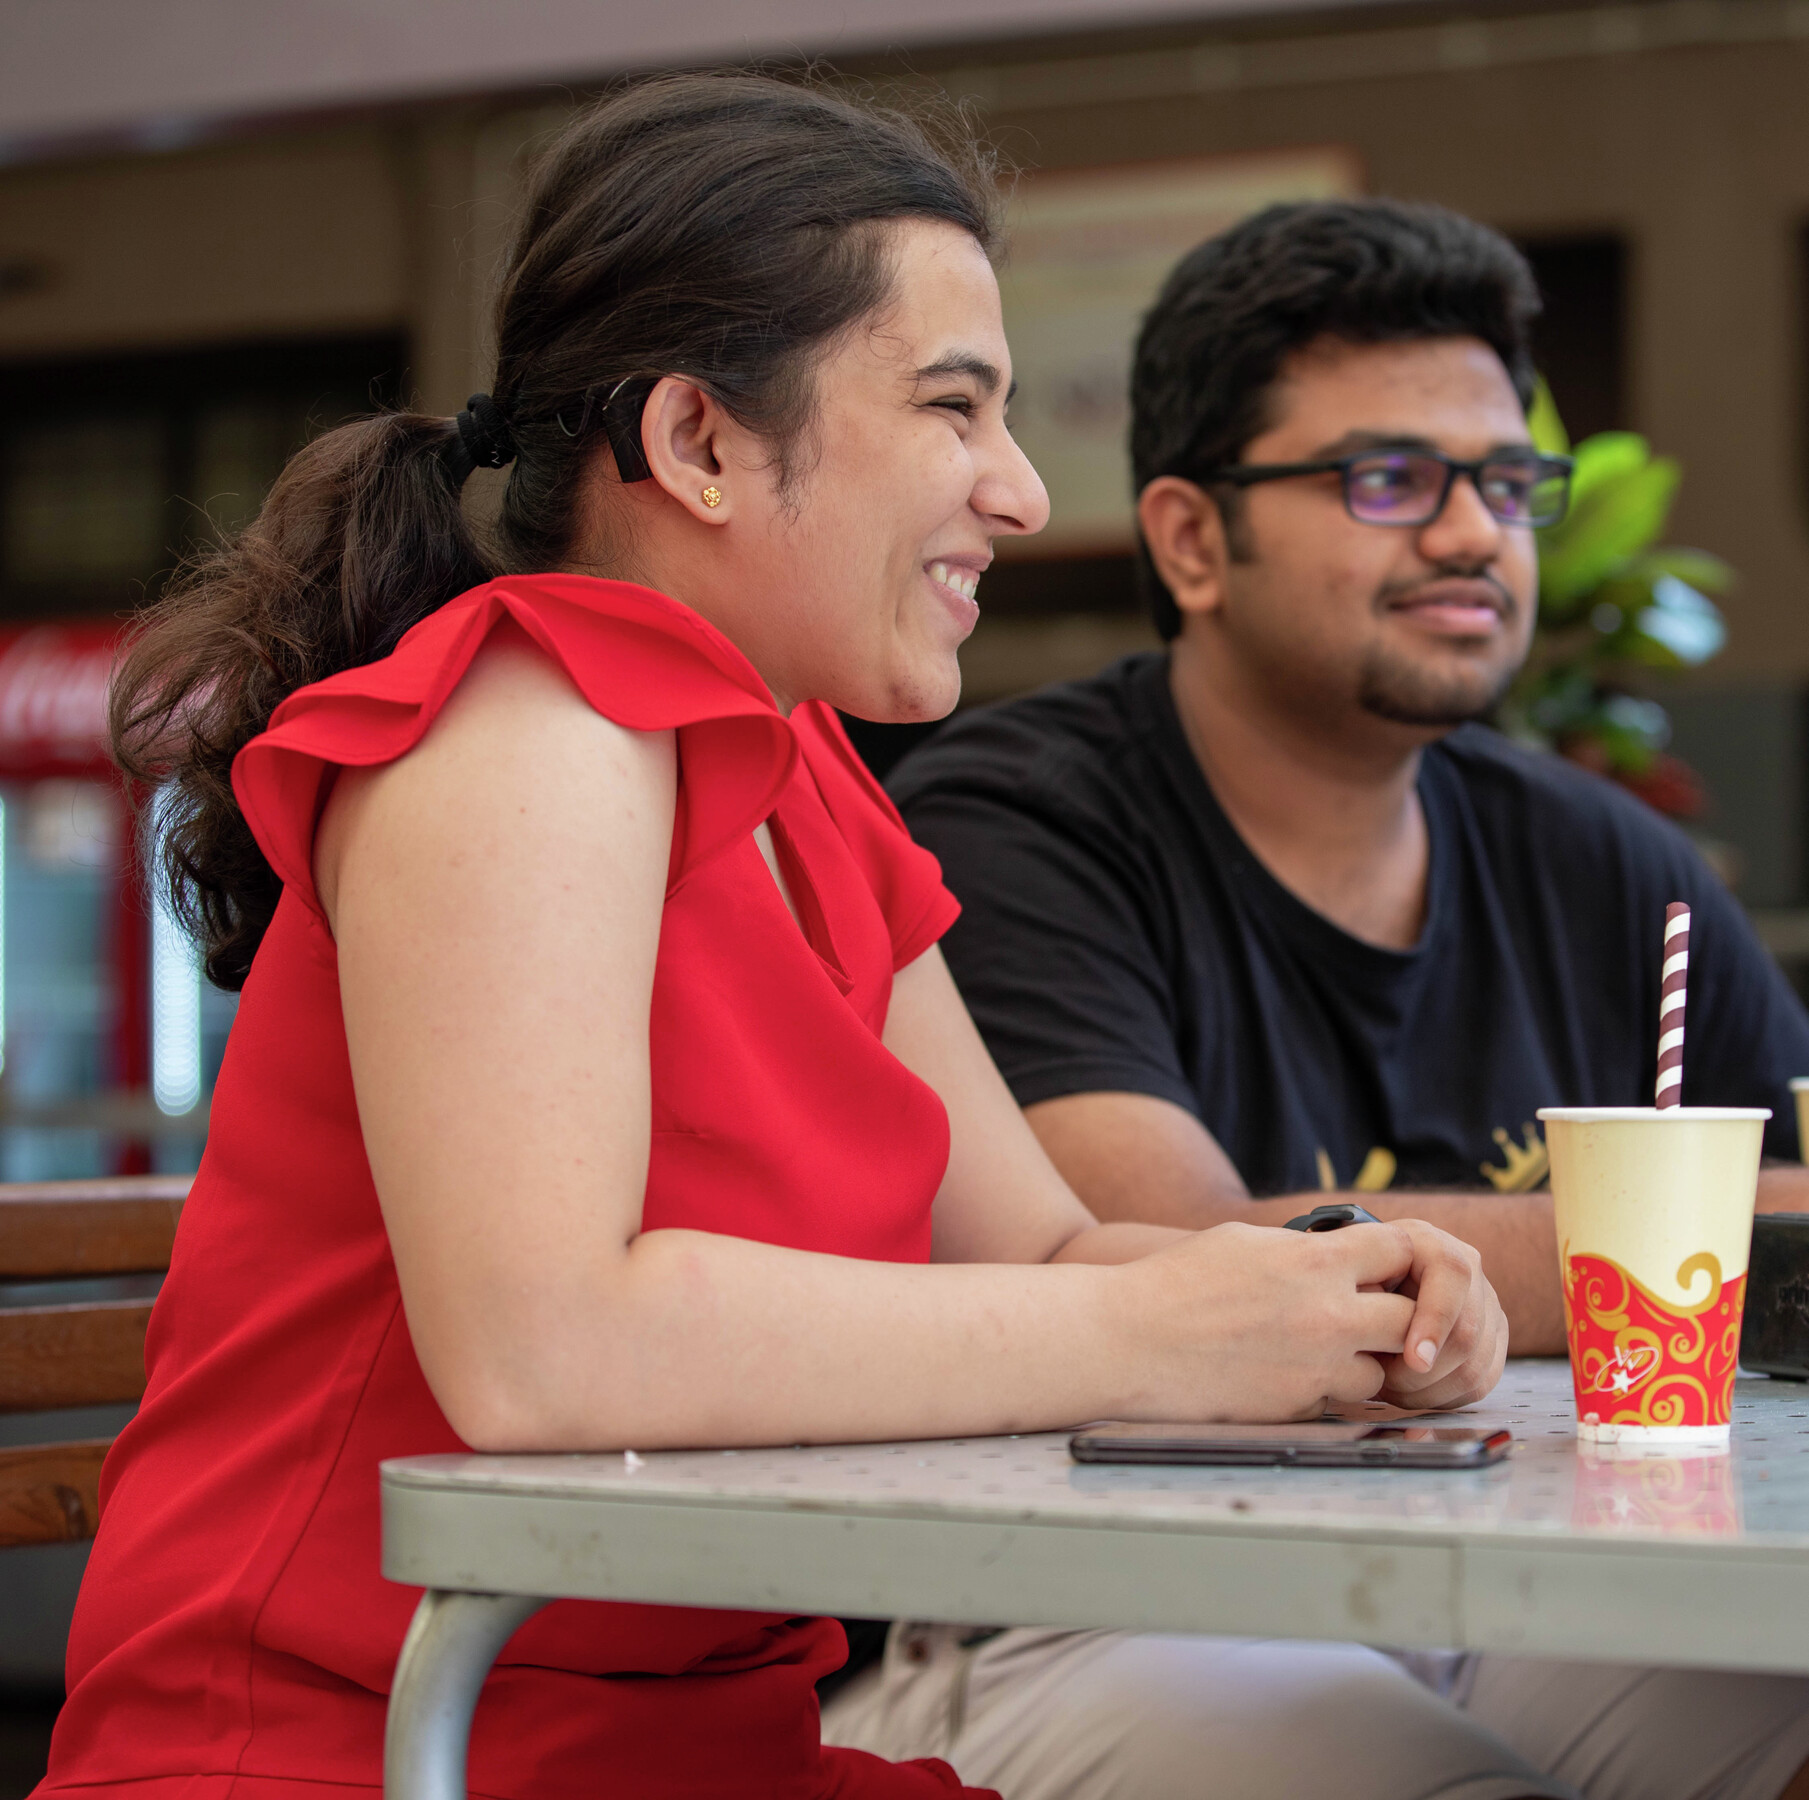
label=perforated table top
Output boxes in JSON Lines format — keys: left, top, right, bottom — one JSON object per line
{"left": 381, "top": 1360, "right": 1809, "bottom": 1670}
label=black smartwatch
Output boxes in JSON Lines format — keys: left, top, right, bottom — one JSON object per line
{"left": 1283, "top": 1201, "right": 1384, "bottom": 1232}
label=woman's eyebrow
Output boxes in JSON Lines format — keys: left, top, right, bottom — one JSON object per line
{"left": 913, "top": 353, "right": 1015, "bottom": 402}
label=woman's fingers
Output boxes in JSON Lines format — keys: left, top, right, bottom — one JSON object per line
{"left": 1375, "top": 1223, "right": 1507, "bottom": 1410}
{"left": 1324, "top": 1351, "right": 1392, "bottom": 1407}
{"left": 1394, "top": 1220, "right": 1487, "bottom": 1373}
{"left": 1322, "top": 1221, "right": 1507, "bottom": 1414}
{"left": 1327, "top": 1219, "right": 1418, "bottom": 1295}
{"left": 1381, "top": 1313, "right": 1501, "bottom": 1409}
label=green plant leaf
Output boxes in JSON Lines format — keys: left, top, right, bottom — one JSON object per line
{"left": 1635, "top": 577, "right": 1726, "bottom": 665}
{"left": 1588, "top": 573, "right": 1655, "bottom": 616}
{"left": 1566, "top": 695, "right": 1670, "bottom": 773}
{"left": 1521, "top": 665, "right": 1599, "bottom": 735}
{"left": 1601, "top": 691, "right": 1669, "bottom": 744}
{"left": 1567, "top": 431, "right": 1650, "bottom": 495}
{"left": 1527, "top": 379, "right": 1570, "bottom": 456}
{"left": 1632, "top": 547, "right": 1735, "bottom": 594}
{"left": 1617, "top": 628, "right": 1687, "bottom": 670}
{"left": 1577, "top": 572, "right": 1726, "bottom": 669}
{"left": 1595, "top": 725, "right": 1658, "bottom": 775}
{"left": 1515, "top": 415, "right": 1732, "bottom": 793}
{"left": 1538, "top": 442, "right": 1679, "bottom": 612}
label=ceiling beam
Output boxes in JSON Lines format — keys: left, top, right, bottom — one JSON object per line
{"left": 1, "top": 0, "right": 1408, "bottom": 165}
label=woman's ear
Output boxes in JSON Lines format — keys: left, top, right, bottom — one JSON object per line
{"left": 639, "top": 375, "right": 735, "bottom": 526}
{"left": 1137, "top": 477, "right": 1233, "bottom": 621}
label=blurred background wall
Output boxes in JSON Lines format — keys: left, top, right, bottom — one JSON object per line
{"left": 0, "top": 0, "right": 1805, "bottom": 1769}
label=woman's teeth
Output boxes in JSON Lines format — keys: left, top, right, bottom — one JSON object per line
{"left": 929, "top": 561, "right": 980, "bottom": 601}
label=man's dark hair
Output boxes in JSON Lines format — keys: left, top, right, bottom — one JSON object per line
{"left": 1130, "top": 199, "right": 1542, "bottom": 639}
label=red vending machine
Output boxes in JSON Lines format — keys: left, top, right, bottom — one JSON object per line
{"left": 0, "top": 623, "right": 226, "bottom": 1180}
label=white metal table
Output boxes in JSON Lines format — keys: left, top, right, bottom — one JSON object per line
{"left": 379, "top": 1359, "right": 1809, "bottom": 1796}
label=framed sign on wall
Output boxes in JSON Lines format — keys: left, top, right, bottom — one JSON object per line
{"left": 996, "top": 145, "right": 1364, "bottom": 557}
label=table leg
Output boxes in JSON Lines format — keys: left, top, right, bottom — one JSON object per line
{"left": 384, "top": 1589, "right": 548, "bottom": 1799}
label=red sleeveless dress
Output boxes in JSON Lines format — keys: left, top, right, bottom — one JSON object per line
{"left": 40, "top": 576, "right": 990, "bottom": 1800}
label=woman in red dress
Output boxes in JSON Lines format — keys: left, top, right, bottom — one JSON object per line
{"left": 39, "top": 75, "right": 1503, "bottom": 1800}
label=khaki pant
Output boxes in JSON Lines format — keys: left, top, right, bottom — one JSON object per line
{"left": 821, "top": 1625, "right": 1809, "bottom": 1800}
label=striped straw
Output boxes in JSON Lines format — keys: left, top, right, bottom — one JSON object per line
{"left": 1656, "top": 901, "right": 1691, "bottom": 1108}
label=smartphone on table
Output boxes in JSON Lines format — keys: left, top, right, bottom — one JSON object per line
{"left": 1068, "top": 1420, "right": 1512, "bottom": 1468}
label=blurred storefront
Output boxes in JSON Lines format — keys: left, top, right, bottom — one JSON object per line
{"left": 0, "top": 620, "right": 241, "bottom": 1181}
{"left": 0, "top": 341, "right": 403, "bottom": 1181}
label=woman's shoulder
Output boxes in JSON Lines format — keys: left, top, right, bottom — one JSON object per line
{"left": 235, "top": 575, "right": 797, "bottom": 914}
{"left": 268, "top": 574, "right": 775, "bottom": 736}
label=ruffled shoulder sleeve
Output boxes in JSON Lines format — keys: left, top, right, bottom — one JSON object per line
{"left": 232, "top": 575, "right": 794, "bottom": 918}
{"left": 790, "top": 702, "right": 960, "bottom": 971}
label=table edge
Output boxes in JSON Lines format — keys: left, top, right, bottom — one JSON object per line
{"left": 377, "top": 1458, "right": 1809, "bottom": 1557}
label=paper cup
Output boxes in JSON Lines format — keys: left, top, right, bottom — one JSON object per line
{"left": 1789, "top": 1078, "right": 1809, "bottom": 1162}
{"left": 1537, "top": 1107, "right": 1767, "bottom": 1445}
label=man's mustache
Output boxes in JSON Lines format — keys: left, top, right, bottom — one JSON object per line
{"left": 1375, "top": 567, "right": 1519, "bottom": 618}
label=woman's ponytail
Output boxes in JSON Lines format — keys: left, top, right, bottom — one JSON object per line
{"left": 110, "top": 411, "right": 496, "bottom": 990}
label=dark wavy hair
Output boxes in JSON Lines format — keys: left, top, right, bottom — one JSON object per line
{"left": 1130, "top": 199, "right": 1542, "bottom": 639}
{"left": 110, "top": 73, "right": 1002, "bottom": 989}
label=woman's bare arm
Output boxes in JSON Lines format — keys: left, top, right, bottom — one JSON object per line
{"left": 319, "top": 629, "right": 1494, "bottom": 1451}
{"left": 889, "top": 946, "right": 1506, "bottom": 1409}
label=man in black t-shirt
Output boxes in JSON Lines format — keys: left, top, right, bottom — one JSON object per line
{"left": 822, "top": 202, "right": 1809, "bottom": 1800}
{"left": 892, "top": 674, "right": 1809, "bottom": 1350}
{"left": 892, "top": 221, "right": 1809, "bottom": 1361}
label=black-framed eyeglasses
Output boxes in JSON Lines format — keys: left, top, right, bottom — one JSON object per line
{"left": 1196, "top": 448, "right": 1574, "bottom": 529}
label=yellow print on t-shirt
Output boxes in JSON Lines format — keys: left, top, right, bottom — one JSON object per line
{"left": 1480, "top": 1123, "right": 1549, "bottom": 1192}
{"left": 1314, "top": 1146, "right": 1399, "bottom": 1192}
{"left": 1312, "top": 1124, "right": 1548, "bottom": 1194}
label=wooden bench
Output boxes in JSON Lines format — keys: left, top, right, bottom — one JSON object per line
{"left": 0, "top": 1176, "right": 189, "bottom": 1547}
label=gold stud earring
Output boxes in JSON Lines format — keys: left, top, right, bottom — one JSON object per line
{"left": 701, "top": 486, "right": 722, "bottom": 509}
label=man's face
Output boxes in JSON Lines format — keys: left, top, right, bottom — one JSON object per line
{"left": 1194, "top": 335, "right": 1539, "bottom": 732}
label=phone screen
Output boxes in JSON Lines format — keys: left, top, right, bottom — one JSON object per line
{"left": 1068, "top": 1421, "right": 1512, "bottom": 1468}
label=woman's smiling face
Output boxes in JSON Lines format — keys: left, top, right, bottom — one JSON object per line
{"left": 663, "top": 218, "right": 1050, "bottom": 721}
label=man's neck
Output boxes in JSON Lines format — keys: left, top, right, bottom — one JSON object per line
{"left": 1167, "top": 630, "right": 1435, "bottom": 951}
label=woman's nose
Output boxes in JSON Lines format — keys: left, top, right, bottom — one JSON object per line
{"left": 976, "top": 423, "right": 1052, "bottom": 539}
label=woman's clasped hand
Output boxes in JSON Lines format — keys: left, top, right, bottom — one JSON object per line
{"left": 1104, "top": 1215, "right": 1506, "bottom": 1425}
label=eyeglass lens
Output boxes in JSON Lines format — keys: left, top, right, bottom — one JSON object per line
{"left": 1344, "top": 452, "right": 1569, "bottom": 528}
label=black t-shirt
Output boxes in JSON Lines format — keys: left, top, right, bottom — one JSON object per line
{"left": 891, "top": 652, "right": 1809, "bottom": 1195}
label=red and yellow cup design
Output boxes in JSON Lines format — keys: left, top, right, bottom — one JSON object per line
{"left": 1537, "top": 1107, "right": 1767, "bottom": 1445}
{"left": 1562, "top": 1248, "right": 1745, "bottom": 1433}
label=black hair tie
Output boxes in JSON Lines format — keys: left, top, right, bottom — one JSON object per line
{"left": 444, "top": 392, "right": 518, "bottom": 487}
